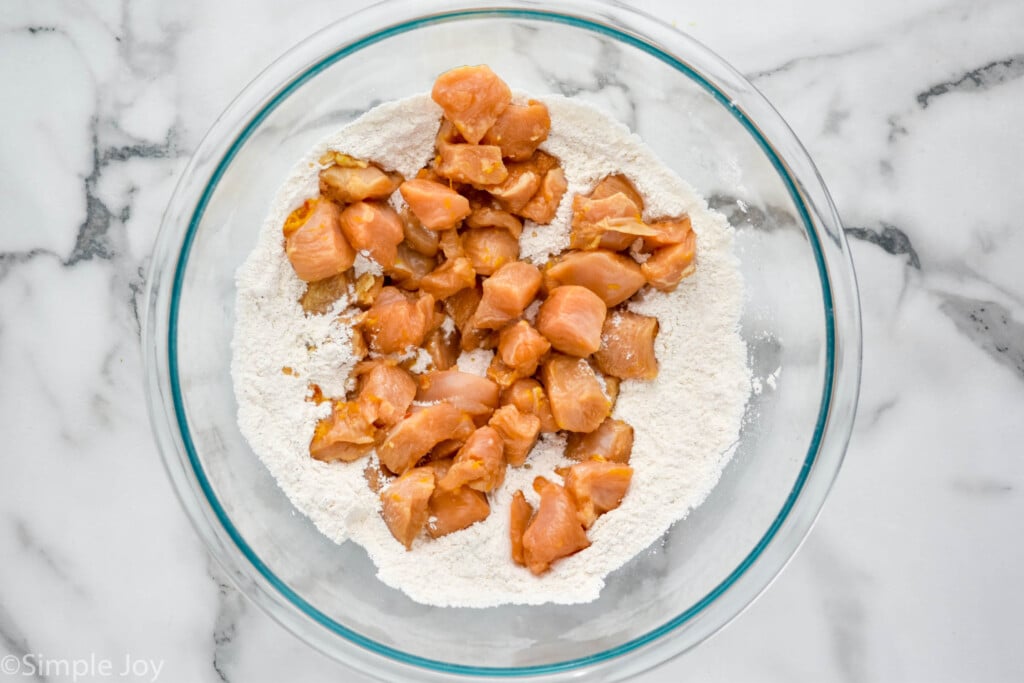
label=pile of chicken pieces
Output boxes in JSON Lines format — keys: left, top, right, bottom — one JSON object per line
{"left": 281, "top": 65, "right": 696, "bottom": 574}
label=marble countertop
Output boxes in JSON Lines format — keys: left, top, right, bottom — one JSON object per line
{"left": 2, "top": 0, "right": 1022, "bottom": 681}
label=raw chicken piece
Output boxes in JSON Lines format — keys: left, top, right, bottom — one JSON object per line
{"left": 363, "top": 459, "right": 394, "bottom": 494}
{"left": 399, "top": 178, "right": 472, "bottom": 230}
{"left": 641, "top": 231, "right": 697, "bottom": 291}
{"left": 569, "top": 192, "right": 656, "bottom": 251}
{"left": 400, "top": 207, "right": 440, "bottom": 257}
{"left": 419, "top": 257, "right": 476, "bottom": 300}
{"left": 565, "top": 418, "right": 634, "bottom": 463}
{"left": 642, "top": 216, "right": 692, "bottom": 251}
{"left": 590, "top": 174, "right": 644, "bottom": 210}
{"left": 536, "top": 285, "right": 607, "bottom": 357}
{"left": 299, "top": 271, "right": 352, "bottom": 315}
{"left": 427, "top": 485, "right": 490, "bottom": 538}
{"left": 436, "top": 142, "right": 508, "bottom": 186}
{"left": 522, "top": 477, "right": 591, "bottom": 575}
{"left": 381, "top": 466, "right": 435, "bottom": 549}
{"left": 352, "top": 272, "right": 384, "bottom": 308}
{"left": 486, "top": 356, "right": 524, "bottom": 389}
{"left": 518, "top": 166, "right": 567, "bottom": 225}
{"left": 431, "top": 65, "right": 512, "bottom": 144}
{"left": 488, "top": 404, "right": 541, "bottom": 467}
{"left": 416, "top": 370, "right": 500, "bottom": 417}
{"left": 562, "top": 459, "right": 633, "bottom": 528}
{"left": 438, "top": 228, "right": 465, "bottom": 259}
{"left": 471, "top": 261, "right": 543, "bottom": 330}
{"left": 486, "top": 164, "right": 542, "bottom": 213}
{"left": 463, "top": 227, "right": 519, "bottom": 276}
{"left": 481, "top": 100, "right": 551, "bottom": 161}
{"left": 438, "top": 426, "right": 506, "bottom": 492}
{"left": 509, "top": 490, "right": 534, "bottom": 566}
{"left": 356, "top": 361, "right": 416, "bottom": 428}
{"left": 544, "top": 250, "right": 646, "bottom": 307}
{"left": 339, "top": 201, "right": 405, "bottom": 268}
{"left": 319, "top": 164, "right": 402, "bottom": 204}
{"left": 360, "top": 287, "right": 436, "bottom": 354}
{"left": 388, "top": 242, "right": 436, "bottom": 290}
{"left": 540, "top": 354, "right": 610, "bottom": 433}
{"left": 309, "top": 400, "right": 377, "bottom": 462}
{"left": 283, "top": 199, "right": 355, "bottom": 282}
{"left": 423, "top": 326, "right": 460, "bottom": 371}
{"left": 498, "top": 320, "right": 550, "bottom": 376}
{"left": 445, "top": 285, "right": 482, "bottom": 332}
{"left": 593, "top": 311, "right": 660, "bottom": 380}
{"left": 466, "top": 201, "right": 523, "bottom": 238}
{"left": 500, "top": 378, "right": 559, "bottom": 433}
{"left": 378, "top": 402, "right": 475, "bottom": 474}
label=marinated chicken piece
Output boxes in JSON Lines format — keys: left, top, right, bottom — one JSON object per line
{"left": 352, "top": 272, "right": 384, "bottom": 308}
{"left": 569, "top": 192, "right": 656, "bottom": 251}
{"left": 509, "top": 490, "right": 534, "bottom": 566}
{"left": 463, "top": 227, "right": 520, "bottom": 276}
{"left": 423, "top": 327, "right": 460, "bottom": 371}
{"left": 339, "top": 201, "right": 405, "bottom": 268}
{"left": 466, "top": 202, "right": 523, "bottom": 238}
{"left": 602, "top": 374, "right": 621, "bottom": 409}
{"left": 378, "top": 402, "right": 475, "bottom": 474}
{"left": 416, "top": 370, "right": 500, "bottom": 417}
{"left": 544, "top": 250, "right": 646, "bottom": 307}
{"left": 518, "top": 166, "right": 567, "bottom": 225}
{"left": 401, "top": 208, "right": 440, "bottom": 257}
{"left": 593, "top": 311, "right": 660, "bottom": 380}
{"left": 445, "top": 285, "right": 482, "bottom": 333}
{"left": 360, "top": 287, "right": 436, "bottom": 354}
{"left": 431, "top": 65, "right": 512, "bottom": 144}
{"left": 471, "top": 261, "right": 543, "bottom": 330}
{"left": 436, "top": 142, "right": 508, "bottom": 186}
{"left": 541, "top": 354, "right": 610, "bottom": 432}
{"left": 437, "top": 229, "right": 465, "bottom": 260}
{"left": 562, "top": 459, "right": 633, "bottom": 528}
{"left": 429, "top": 440, "right": 463, "bottom": 461}
{"left": 590, "top": 174, "right": 644, "bottom": 210}
{"left": 482, "top": 100, "right": 551, "bottom": 161}
{"left": 388, "top": 242, "right": 436, "bottom": 290}
{"left": 642, "top": 215, "right": 692, "bottom": 251}
{"left": 356, "top": 361, "right": 417, "bottom": 428}
{"left": 522, "top": 477, "right": 591, "bottom": 575}
{"left": 399, "top": 178, "right": 472, "bottom": 230}
{"left": 438, "top": 426, "right": 506, "bottom": 492}
{"left": 381, "top": 466, "right": 435, "bottom": 549}
{"left": 536, "top": 285, "right": 607, "bottom": 357}
{"left": 565, "top": 418, "right": 634, "bottom": 463}
{"left": 283, "top": 199, "right": 356, "bottom": 282}
{"left": 486, "top": 163, "right": 542, "bottom": 213}
{"left": 363, "top": 459, "right": 394, "bottom": 494}
{"left": 498, "top": 320, "right": 550, "bottom": 376}
{"left": 319, "top": 164, "right": 402, "bottom": 204}
{"left": 299, "top": 271, "right": 352, "bottom": 315}
{"left": 500, "top": 378, "right": 559, "bottom": 433}
{"left": 488, "top": 404, "right": 541, "bottom": 467}
{"left": 427, "top": 485, "right": 490, "bottom": 538}
{"left": 419, "top": 256, "right": 476, "bottom": 300}
{"left": 309, "top": 400, "right": 377, "bottom": 462}
{"left": 641, "top": 230, "right": 697, "bottom": 291}
{"left": 486, "top": 356, "right": 523, "bottom": 389}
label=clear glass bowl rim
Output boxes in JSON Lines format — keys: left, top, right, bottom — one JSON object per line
{"left": 143, "top": 1, "right": 863, "bottom": 680}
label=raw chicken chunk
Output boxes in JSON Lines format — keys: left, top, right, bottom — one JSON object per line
{"left": 319, "top": 164, "right": 401, "bottom": 204}
{"left": 544, "top": 249, "right": 645, "bottom": 307}
{"left": 360, "top": 287, "right": 436, "bottom": 354}
{"left": 569, "top": 192, "right": 656, "bottom": 251}
{"left": 488, "top": 404, "right": 541, "bottom": 467}
{"left": 309, "top": 400, "right": 377, "bottom": 462}
{"left": 518, "top": 166, "right": 567, "bottom": 225}
{"left": 416, "top": 370, "right": 500, "bottom": 417}
{"left": 465, "top": 202, "right": 523, "bottom": 238}
{"left": 381, "top": 466, "right": 435, "bottom": 549}
{"left": 419, "top": 256, "right": 476, "bottom": 300}
{"left": 540, "top": 354, "right": 610, "bottom": 433}
{"left": 500, "top": 378, "right": 559, "bottom": 433}
{"left": 509, "top": 490, "right": 534, "bottom": 567}
{"left": 593, "top": 311, "right": 660, "bottom": 380}
{"left": 400, "top": 178, "right": 472, "bottom": 230}
{"left": 471, "top": 261, "right": 543, "bottom": 330}
{"left": 427, "top": 485, "right": 490, "bottom": 538}
{"left": 462, "top": 227, "right": 520, "bottom": 276}
{"left": 641, "top": 230, "right": 697, "bottom": 292}
{"left": 522, "top": 477, "right": 591, "bottom": 575}
{"left": 565, "top": 417, "right": 634, "bottom": 463}
{"left": 388, "top": 242, "right": 436, "bottom": 290}
{"left": 536, "top": 285, "right": 607, "bottom": 357}
{"left": 283, "top": 199, "right": 355, "bottom": 282}
{"left": 482, "top": 100, "right": 551, "bottom": 161}
{"left": 378, "top": 402, "right": 475, "bottom": 474}
{"left": 590, "top": 174, "right": 644, "bottom": 210}
{"left": 431, "top": 65, "right": 512, "bottom": 144}
{"left": 438, "top": 426, "right": 506, "bottom": 492}
{"left": 356, "top": 361, "right": 416, "bottom": 428}
{"left": 436, "top": 142, "right": 508, "bottom": 186}
{"left": 401, "top": 207, "right": 440, "bottom": 257}
{"left": 339, "top": 201, "right": 405, "bottom": 268}
{"left": 299, "top": 271, "right": 352, "bottom": 315}
{"left": 642, "top": 215, "right": 692, "bottom": 251}
{"left": 498, "top": 320, "right": 550, "bottom": 376}
{"left": 562, "top": 459, "right": 633, "bottom": 528}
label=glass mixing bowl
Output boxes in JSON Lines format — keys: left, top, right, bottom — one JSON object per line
{"left": 144, "top": 1, "right": 861, "bottom": 680}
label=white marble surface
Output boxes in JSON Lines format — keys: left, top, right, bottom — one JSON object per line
{"left": 2, "top": 0, "right": 1022, "bottom": 681}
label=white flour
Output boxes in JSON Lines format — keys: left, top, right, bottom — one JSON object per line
{"left": 231, "top": 93, "right": 750, "bottom": 607}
